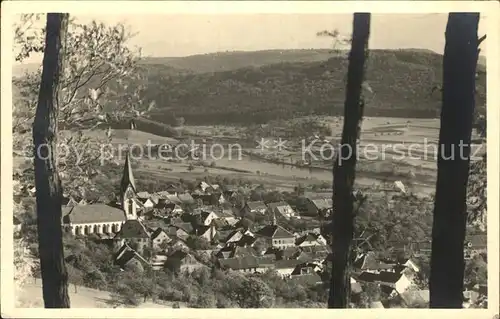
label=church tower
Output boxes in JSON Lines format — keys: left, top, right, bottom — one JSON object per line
{"left": 120, "top": 151, "right": 138, "bottom": 220}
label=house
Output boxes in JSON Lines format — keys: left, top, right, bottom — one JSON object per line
{"left": 399, "top": 289, "right": 429, "bottom": 307}
{"left": 192, "top": 193, "right": 218, "bottom": 206}
{"left": 401, "top": 258, "right": 421, "bottom": 273}
{"left": 223, "top": 189, "right": 237, "bottom": 199}
{"left": 13, "top": 215, "right": 22, "bottom": 234}
{"left": 267, "top": 202, "right": 297, "bottom": 219}
{"left": 295, "top": 233, "right": 327, "bottom": 247}
{"left": 305, "top": 197, "right": 333, "bottom": 217}
{"left": 217, "top": 255, "right": 275, "bottom": 273}
{"left": 465, "top": 233, "right": 487, "bottom": 257}
{"left": 62, "top": 150, "right": 143, "bottom": 237}
{"left": 62, "top": 204, "right": 127, "bottom": 236}
{"left": 62, "top": 196, "right": 79, "bottom": 207}
{"left": 168, "top": 238, "right": 189, "bottom": 252}
{"left": 114, "top": 219, "right": 151, "bottom": 253}
{"left": 136, "top": 192, "right": 151, "bottom": 200}
{"left": 369, "top": 301, "right": 385, "bottom": 308}
{"left": 241, "top": 201, "right": 268, "bottom": 215}
{"left": 150, "top": 254, "right": 168, "bottom": 270}
{"left": 139, "top": 197, "right": 157, "bottom": 209}
{"left": 197, "top": 210, "right": 219, "bottom": 226}
{"left": 217, "top": 193, "right": 226, "bottom": 205}
{"left": 114, "top": 243, "right": 150, "bottom": 271}
{"left": 289, "top": 273, "right": 323, "bottom": 286}
{"left": 155, "top": 201, "right": 183, "bottom": 215}
{"left": 353, "top": 252, "right": 395, "bottom": 273}
{"left": 197, "top": 181, "right": 212, "bottom": 193}
{"left": 275, "top": 259, "right": 303, "bottom": 277}
{"left": 195, "top": 223, "right": 217, "bottom": 242}
{"left": 177, "top": 193, "right": 195, "bottom": 205}
{"left": 217, "top": 209, "right": 238, "bottom": 226}
{"left": 254, "top": 219, "right": 296, "bottom": 249}
{"left": 151, "top": 228, "right": 172, "bottom": 249}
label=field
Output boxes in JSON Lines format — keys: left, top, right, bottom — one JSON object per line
{"left": 13, "top": 116, "right": 484, "bottom": 198}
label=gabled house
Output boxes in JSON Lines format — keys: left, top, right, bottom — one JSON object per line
{"left": 222, "top": 229, "right": 255, "bottom": 246}
{"left": 151, "top": 227, "right": 172, "bottom": 250}
{"left": 289, "top": 273, "right": 323, "bottom": 287}
{"left": 195, "top": 223, "right": 217, "bottom": 242}
{"left": 464, "top": 233, "right": 487, "bottom": 258}
{"left": 61, "top": 204, "right": 127, "bottom": 236}
{"left": 62, "top": 196, "right": 79, "bottom": 207}
{"left": 305, "top": 197, "right": 333, "bottom": 217}
{"left": 155, "top": 201, "right": 183, "bottom": 215}
{"left": 267, "top": 202, "right": 297, "bottom": 219}
{"left": 274, "top": 259, "right": 303, "bottom": 277}
{"left": 177, "top": 193, "right": 195, "bottom": 205}
{"left": 139, "top": 197, "right": 157, "bottom": 209}
{"left": 217, "top": 255, "right": 275, "bottom": 273}
{"left": 254, "top": 218, "right": 295, "bottom": 249}
{"left": 197, "top": 181, "right": 212, "bottom": 193}
{"left": 136, "top": 192, "right": 151, "bottom": 200}
{"left": 357, "top": 271, "right": 414, "bottom": 295}
{"left": 163, "top": 184, "right": 180, "bottom": 196}
{"left": 150, "top": 254, "right": 168, "bottom": 271}
{"left": 295, "top": 233, "right": 327, "bottom": 247}
{"left": 223, "top": 189, "right": 237, "bottom": 199}
{"left": 114, "top": 219, "right": 151, "bottom": 253}
{"left": 192, "top": 193, "right": 219, "bottom": 206}
{"left": 241, "top": 201, "right": 268, "bottom": 215}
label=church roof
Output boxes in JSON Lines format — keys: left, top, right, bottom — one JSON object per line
{"left": 120, "top": 152, "right": 136, "bottom": 196}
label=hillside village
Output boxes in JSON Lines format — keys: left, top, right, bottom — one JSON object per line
{"left": 14, "top": 146, "right": 487, "bottom": 308}
{"left": 11, "top": 13, "right": 488, "bottom": 309}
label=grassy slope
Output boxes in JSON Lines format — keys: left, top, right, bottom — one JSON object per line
{"left": 17, "top": 280, "right": 182, "bottom": 308}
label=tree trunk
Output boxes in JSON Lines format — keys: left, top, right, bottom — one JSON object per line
{"left": 328, "top": 13, "right": 370, "bottom": 308}
{"left": 429, "top": 13, "right": 479, "bottom": 308}
{"left": 32, "top": 13, "right": 71, "bottom": 308}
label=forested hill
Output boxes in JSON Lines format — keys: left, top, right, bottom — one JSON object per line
{"left": 141, "top": 49, "right": 486, "bottom": 125}
{"left": 13, "top": 49, "right": 487, "bottom": 126}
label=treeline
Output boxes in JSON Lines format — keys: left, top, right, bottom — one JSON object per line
{"left": 135, "top": 49, "right": 486, "bottom": 125}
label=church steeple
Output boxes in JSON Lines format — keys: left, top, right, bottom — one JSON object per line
{"left": 120, "top": 151, "right": 137, "bottom": 220}
{"left": 120, "top": 151, "right": 136, "bottom": 196}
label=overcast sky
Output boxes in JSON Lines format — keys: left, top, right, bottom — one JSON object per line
{"left": 16, "top": 13, "right": 489, "bottom": 64}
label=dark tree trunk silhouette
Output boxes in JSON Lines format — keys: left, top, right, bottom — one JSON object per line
{"left": 429, "top": 13, "right": 480, "bottom": 308}
{"left": 32, "top": 13, "right": 71, "bottom": 308}
{"left": 328, "top": 13, "right": 370, "bottom": 308}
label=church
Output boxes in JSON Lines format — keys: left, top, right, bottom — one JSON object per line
{"left": 61, "top": 151, "right": 142, "bottom": 236}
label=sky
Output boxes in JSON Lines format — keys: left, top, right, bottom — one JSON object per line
{"left": 15, "top": 13, "right": 489, "bottom": 64}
